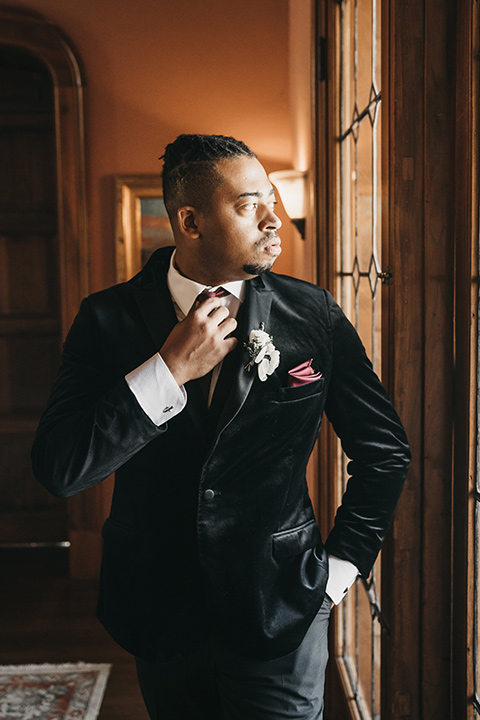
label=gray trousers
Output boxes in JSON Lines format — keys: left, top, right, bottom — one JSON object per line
{"left": 135, "top": 595, "right": 331, "bottom": 720}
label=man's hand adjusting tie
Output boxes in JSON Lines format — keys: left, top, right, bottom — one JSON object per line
{"left": 160, "top": 287, "right": 237, "bottom": 388}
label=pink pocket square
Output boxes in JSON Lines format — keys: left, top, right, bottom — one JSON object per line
{"left": 287, "top": 359, "right": 323, "bottom": 388}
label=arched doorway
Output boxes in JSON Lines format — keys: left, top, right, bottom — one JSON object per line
{"left": 0, "top": 8, "right": 88, "bottom": 549}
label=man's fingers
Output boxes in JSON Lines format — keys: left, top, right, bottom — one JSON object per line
{"left": 209, "top": 305, "right": 231, "bottom": 323}
{"left": 192, "top": 295, "right": 223, "bottom": 316}
{"left": 190, "top": 297, "right": 232, "bottom": 326}
{"left": 219, "top": 317, "right": 237, "bottom": 338}
{"left": 162, "top": 296, "right": 238, "bottom": 386}
{"left": 224, "top": 336, "right": 238, "bottom": 353}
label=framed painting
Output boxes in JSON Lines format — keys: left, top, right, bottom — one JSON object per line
{"left": 115, "top": 174, "right": 174, "bottom": 282}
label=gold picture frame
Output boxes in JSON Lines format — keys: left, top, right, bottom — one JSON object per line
{"left": 115, "top": 174, "right": 174, "bottom": 283}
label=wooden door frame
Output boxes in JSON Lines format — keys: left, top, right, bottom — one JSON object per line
{"left": 0, "top": 7, "right": 90, "bottom": 575}
{"left": 0, "top": 7, "right": 88, "bottom": 342}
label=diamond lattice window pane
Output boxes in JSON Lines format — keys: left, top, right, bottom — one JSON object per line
{"left": 335, "top": 0, "right": 383, "bottom": 718}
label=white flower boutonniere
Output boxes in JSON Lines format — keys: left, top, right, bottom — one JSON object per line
{"left": 244, "top": 322, "right": 280, "bottom": 382}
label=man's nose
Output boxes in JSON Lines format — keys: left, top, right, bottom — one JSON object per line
{"left": 259, "top": 206, "right": 282, "bottom": 231}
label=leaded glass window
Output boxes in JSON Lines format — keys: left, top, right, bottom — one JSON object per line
{"left": 333, "top": 0, "right": 383, "bottom": 717}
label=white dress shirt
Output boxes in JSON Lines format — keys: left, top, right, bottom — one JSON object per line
{"left": 125, "top": 251, "right": 358, "bottom": 604}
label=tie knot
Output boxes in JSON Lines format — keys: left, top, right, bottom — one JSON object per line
{"left": 198, "top": 287, "right": 229, "bottom": 300}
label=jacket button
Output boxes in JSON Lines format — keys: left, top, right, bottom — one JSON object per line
{"left": 203, "top": 489, "right": 215, "bottom": 501}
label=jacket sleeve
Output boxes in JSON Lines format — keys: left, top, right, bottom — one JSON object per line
{"left": 31, "top": 297, "right": 167, "bottom": 498}
{"left": 323, "top": 291, "right": 411, "bottom": 578}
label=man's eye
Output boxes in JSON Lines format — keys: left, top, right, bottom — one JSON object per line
{"left": 243, "top": 202, "right": 257, "bottom": 210}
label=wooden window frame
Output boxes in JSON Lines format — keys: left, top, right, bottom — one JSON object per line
{"left": 452, "top": 1, "right": 479, "bottom": 717}
{"left": 316, "top": 0, "right": 478, "bottom": 717}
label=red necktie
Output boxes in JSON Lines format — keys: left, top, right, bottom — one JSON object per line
{"left": 197, "top": 287, "right": 229, "bottom": 300}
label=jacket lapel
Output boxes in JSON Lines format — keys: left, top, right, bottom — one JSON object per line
{"left": 213, "top": 275, "right": 273, "bottom": 437}
{"left": 133, "top": 282, "right": 178, "bottom": 351}
{"left": 132, "top": 248, "right": 210, "bottom": 443}
{"left": 132, "top": 247, "right": 178, "bottom": 351}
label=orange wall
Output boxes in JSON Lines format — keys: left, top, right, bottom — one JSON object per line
{"left": 6, "top": 0, "right": 297, "bottom": 290}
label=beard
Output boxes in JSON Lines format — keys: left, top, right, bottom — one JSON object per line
{"left": 242, "top": 259, "right": 275, "bottom": 276}
{"left": 242, "top": 233, "right": 279, "bottom": 276}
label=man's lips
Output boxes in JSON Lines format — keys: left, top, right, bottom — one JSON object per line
{"left": 262, "top": 234, "right": 282, "bottom": 255}
{"left": 264, "top": 240, "right": 282, "bottom": 255}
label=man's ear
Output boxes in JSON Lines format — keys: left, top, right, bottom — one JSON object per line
{"left": 176, "top": 206, "right": 201, "bottom": 239}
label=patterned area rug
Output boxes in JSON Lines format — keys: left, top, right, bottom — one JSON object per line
{"left": 0, "top": 663, "right": 111, "bottom": 720}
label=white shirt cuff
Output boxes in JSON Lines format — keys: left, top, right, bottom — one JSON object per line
{"left": 125, "top": 353, "right": 187, "bottom": 425}
{"left": 326, "top": 555, "right": 359, "bottom": 605}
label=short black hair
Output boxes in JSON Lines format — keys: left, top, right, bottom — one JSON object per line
{"left": 160, "top": 134, "right": 256, "bottom": 221}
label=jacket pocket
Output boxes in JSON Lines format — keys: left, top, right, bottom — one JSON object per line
{"left": 102, "top": 517, "right": 138, "bottom": 543}
{"left": 272, "top": 519, "right": 322, "bottom": 559}
{"left": 277, "top": 377, "right": 325, "bottom": 402}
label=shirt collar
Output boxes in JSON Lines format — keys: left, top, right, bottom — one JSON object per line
{"left": 167, "top": 250, "right": 245, "bottom": 317}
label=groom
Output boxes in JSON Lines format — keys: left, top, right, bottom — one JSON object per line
{"left": 32, "top": 134, "right": 410, "bottom": 720}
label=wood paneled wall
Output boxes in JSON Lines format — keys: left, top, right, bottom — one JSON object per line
{"left": 381, "top": 0, "right": 476, "bottom": 718}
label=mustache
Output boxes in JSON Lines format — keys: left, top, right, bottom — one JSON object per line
{"left": 257, "top": 231, "right": 280, "bottom": 245}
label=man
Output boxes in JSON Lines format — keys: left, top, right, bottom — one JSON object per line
{"left": 32, "top": 134, "right": 410, "bottom": 720}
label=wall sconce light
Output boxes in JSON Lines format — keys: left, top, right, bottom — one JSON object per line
{"left": 269, "top": 169, "right": 308, "bottom": 239}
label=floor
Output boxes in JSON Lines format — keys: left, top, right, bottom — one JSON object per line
{"left": 0, "top": 547, "right": 148, "bottom": 719}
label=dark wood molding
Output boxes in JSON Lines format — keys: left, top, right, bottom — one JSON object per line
{"left": 452, "top": 0, "right": 479, "bottom": 716}
{"left": 0, "top": 7, "right": 89, "bottom": 332}
{"left": 0, "top": 7, "right": 91, "bottom": 578}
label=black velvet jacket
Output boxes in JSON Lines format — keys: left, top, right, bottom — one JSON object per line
{"left": 32, "top": 247, "right": 410, "bottom": 662}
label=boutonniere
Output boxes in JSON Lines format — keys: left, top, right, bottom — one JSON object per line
{"left": 244, "top": 322, "right": 280, "bottom": 382}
